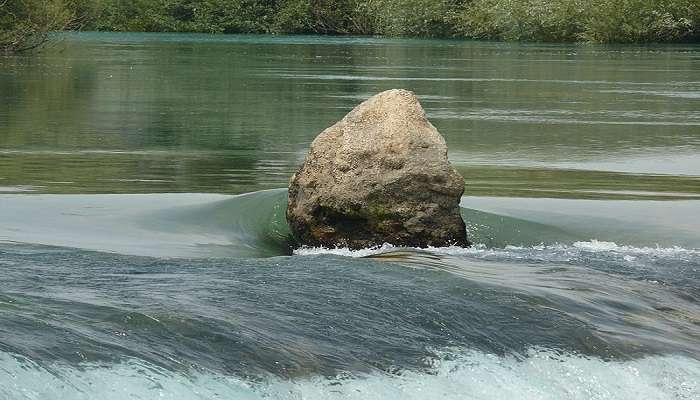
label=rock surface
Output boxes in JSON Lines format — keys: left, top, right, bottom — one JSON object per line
{"left": 287, "top": 89, "right": 468, "bottom": 249}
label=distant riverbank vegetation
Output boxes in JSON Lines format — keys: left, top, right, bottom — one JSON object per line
{"left": 1, "top": 0, "right": 79, "bottom": 53}
{"left": 3, "top": 0, "right": 699, "bottom": 52}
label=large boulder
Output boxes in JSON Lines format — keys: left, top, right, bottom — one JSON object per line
{"left": 287, "top": 89, "right": 468, "bottom": 249}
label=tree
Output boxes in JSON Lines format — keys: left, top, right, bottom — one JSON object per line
{"left": 1, "top": 0, "right": 75, "bottom": 53}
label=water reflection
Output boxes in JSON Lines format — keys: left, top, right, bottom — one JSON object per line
{"left": 1, "top": 33, "right": 699, "bottom": 196}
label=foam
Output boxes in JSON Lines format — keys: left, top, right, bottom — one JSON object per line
{"left": 570, "top": 240, "right": 698, "bottom": 256}
{"left": 293, "top": 240, "right": 699, "bottom": 260}
{"left": 293, "top": 243, "right": 400, "bottom": 258}
{"left": 2, "top": 349, "right": 698, "bottom": 400}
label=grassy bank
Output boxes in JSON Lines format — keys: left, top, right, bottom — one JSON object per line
{"left": 2, "top": 0, "right": 700, "bottom": 53}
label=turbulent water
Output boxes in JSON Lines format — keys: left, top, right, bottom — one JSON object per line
{"left": 1, "top": 33, "right": 700, "bottom": 399}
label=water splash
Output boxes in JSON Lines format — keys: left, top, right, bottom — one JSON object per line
{"left": 2, "top": 349, "right": 698, "bottom": 400}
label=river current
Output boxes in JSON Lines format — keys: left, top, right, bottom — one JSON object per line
{"left": 1, "top": 33, "right": 699, "bottom": 399}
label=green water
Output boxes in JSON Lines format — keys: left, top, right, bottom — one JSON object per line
{"left": 1, "top": 32, "right": 699, "bottom": 199}
{"left": 2, "top": 33, "right": 700, "bottom": 400}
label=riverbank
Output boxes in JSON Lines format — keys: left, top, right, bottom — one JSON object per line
{"left": 3, "top": 0, "right": 700, "bottom": 53}
{"left": 82, "top": 0, "right": 700, "bottom": 43}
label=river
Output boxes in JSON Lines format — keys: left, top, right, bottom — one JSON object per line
{"left": 0, "top": 33, "right": 699, "bottom": 399}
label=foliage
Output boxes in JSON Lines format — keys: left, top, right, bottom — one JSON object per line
{"left": 457, "top": 0, "right": 585, "bottom": 41}
{"left": 2, "top": 0, "right": 699, "bottom": 44}
{"left": 89, "top": 0, "right": 278, "bottom": 32}
{"left": 1, "top": 0, "right": 76, "bottom": 53}
{"left": 458, "top": 0, "right": 700, "bottom": 43}
{"left": 275, "top": 0, "right": 356, "bottom": 34}
{"left": 255, "top": 0, "right": 462, "bottom": 37}
{"left": 579, "top": 0, "right": 700, "bottom": 43}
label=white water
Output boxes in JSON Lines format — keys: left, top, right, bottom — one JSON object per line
{"left": 293, "top": 240, "right": 699, "bottom": 261}
{"left": 2, "top": 350, "right": 698, "bottom": 400}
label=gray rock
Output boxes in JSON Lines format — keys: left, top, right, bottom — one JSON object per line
{"left": 287, "top": 89, "right": 469, "bottom": 249}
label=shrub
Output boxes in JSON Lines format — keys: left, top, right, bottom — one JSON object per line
{"left": 1, "top": 0, "right": 75, "bottom": 53}
{"left": 89, "top": 0, "right": 161, "bottom": 31}
{"left": 17, "top": 0, "right": 698, "bottom": 43}
{"left": 580, "top": 0, "right": 700, "bottom": 43}
{"left": 458, "top": 0, "right": 586, "bottom": 42}
{"left": 457, "top": 0, "right": 700, "bottom": 43}
{"left": 366, "top": 0, "right": 461, "bottom": 37}
{"left": 274, "top": 0, "right": 363, "bottom": 34}
{"left": 190, "top": 0, "right": 278, "bottom": 33}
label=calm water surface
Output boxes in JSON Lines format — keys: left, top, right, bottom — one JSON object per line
{"left": 1, "top": 32, "right": 699, "bottom": 197}
{"left": 1, "top": 33, "right": 699, "bottom": 399}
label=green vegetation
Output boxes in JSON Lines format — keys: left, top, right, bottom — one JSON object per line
{"left": 0, "top": 0, "right": 79, "bottom": 53}
{"left": 82, "top": 0, "right": 700, "bottom": 42}
{"left": 460, "top": 0, "right": 700, "bottom": 43}
{"left": 2, "top": 0, "right": 699, "bottom": 53}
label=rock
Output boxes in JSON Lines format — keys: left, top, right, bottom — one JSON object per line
{"left": 287, "top": 89, "right": 469, "bottom": 249}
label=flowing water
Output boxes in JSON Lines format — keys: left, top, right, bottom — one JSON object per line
{"left": 1, "top": 33, "right": 700, "bottom": 399}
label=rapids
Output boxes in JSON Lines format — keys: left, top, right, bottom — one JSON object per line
{"left": 1, "top": 190, "right": 699, "bottom": 399}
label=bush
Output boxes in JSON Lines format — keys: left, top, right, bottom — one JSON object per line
{"left": 273, "top": 0, "right": 462, "bottom": 37}
{"left": 89, "top": 0, "right": 161, "bottom": 31}
{"left": 12, "top": 0, "right": 697, "bottom": 43}
{"left": 85, "top": 0, "right": 461, "bottom": 36}
{"left": 1, "top": 0, "right": 75, "bottom": 53}
{"left": 190, "top": 0, "right": 278, "bottom": 33}
{"left": 459, "top": 0, "right": 588, "bottom": 42}
{"left": 458, "top": 0, "right": 700, "bottom": 43}
{"left": 90, "top": 0, "right": 278, "bottom": 32}
{"left": 367, "top": 0, "right": 461, "bottom": 37}
{"left": 580, "top": 0, "right": 700, "bottom": 43}
{"left": 274, "top": 0, "right": 355, "bottom": 34}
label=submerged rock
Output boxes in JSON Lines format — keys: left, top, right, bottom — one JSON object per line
{"left": 287, "top": 89, "right": 468, "bottom": 249}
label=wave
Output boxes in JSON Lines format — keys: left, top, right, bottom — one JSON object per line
{"left": 0, "top": 190, "right": 292, "bottom": 258}
{"left": 2, "top": 188, "right": 699, "bottom": 258}
{"left": 294, "top": 240, "right": 699, "bottom": 261}
{"left": 2, "top": 349, "right": 698, "bottom": 400}
{"left": 3, "top": 189, "right": 699, "bottom": 398}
